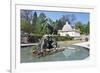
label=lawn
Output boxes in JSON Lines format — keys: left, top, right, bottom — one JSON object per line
{"left": 58, "top": 40, "right": 84, "bottom": 45}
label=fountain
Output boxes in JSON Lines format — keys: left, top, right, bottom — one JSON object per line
{"left": 32, "top": 18, "right": 65, "bottom": 57}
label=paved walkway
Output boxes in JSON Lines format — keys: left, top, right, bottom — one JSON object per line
{"left": 21, "top": 41, "right": 90, "bottom": 49}
{"left": 21, "top": 43, "right": 38, "bottom": 47}
{"left": 73, "top": 42, "right": 89, "bottom": 48}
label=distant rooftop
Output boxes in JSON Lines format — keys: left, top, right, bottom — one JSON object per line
{"left": 62, "top": 21, "right": 72, "bottom": 31}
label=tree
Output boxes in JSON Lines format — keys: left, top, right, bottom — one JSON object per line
{"left": 31, "top": 12, "right": 38, "bottom": 33}
{"left": 62, "top": 14, "right": 76, "bottom": 25}
{"left": 57, "top": 19, "right": 64, "bottom": 30}
{"left": 36, "top": 13, "right": 47, "bottom": 35}
{"left": 86, "top": 22, "right": 90, "bottom": 34}
{"left": 21, "top": 10, "right": 33, "bottom": 24}
{"left": 84, "top": 22, "right": 90, "bottom": 35}
{"left": 55, "top": 14, "right": 76, "bottom": 30}
{"left": 21, "top": 10, "right": 33, "bottom": 33}
{"left": 75, "top": 21, "right": 90, "bottom": 35}
{"left": 21, "top": 19, "right": 31, "bottom": 33}
{"left": 75, "top": 21, "right": 84, "bottom": 34}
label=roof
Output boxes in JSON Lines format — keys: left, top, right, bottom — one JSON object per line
{"left": 62, "top": 22, "right": 72, "bottom": 31}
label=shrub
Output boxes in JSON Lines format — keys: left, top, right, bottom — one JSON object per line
{"left": 28, "top": 34, "right": 42, "bottom": 43}
{"left": 57, "top": 36, "right": 74, "bottom": 41}
{"left": 32, "top": 45, "right": 37, "bottom": 50}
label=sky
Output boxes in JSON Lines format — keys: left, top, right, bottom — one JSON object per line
{"left": 31, "top": 10, "right": 90, "bottom": 24}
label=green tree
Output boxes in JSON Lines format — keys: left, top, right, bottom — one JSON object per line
{"left": 21, "top": 10, "right": 33, "bottom": 33}
{"left": 31, "top": 12, "right": 38, "bottom": 33}
{"left": 55, "top": 17, "right": 66, "bottom": 30}
{"left": 21, "top": 10, "right": 33, "bottom": 24}
{"left": 21, "top": 19, "right": 31, "bottom": 33}
{"left": 87, "top": 22, "right": 90, "bottom": 34}
{"left": 36, "top": 13, "right": 47, "bottom": 35}
{"left": 75, "top": 21, "right": 84, "bottom": 34}
{"left": 84, "top": 22, "right": 90, "bottom": 35}
{"left": 55, "top": 14, "right": 76, "bottom": 30}
{"left": 75, "top": 21, "right": 90, "bottom": 35}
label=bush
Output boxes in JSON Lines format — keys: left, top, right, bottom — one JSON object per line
{"left": 28, "top": 34, "right": 42, "bottom": 43}
{"left": 26, "top": 33, "right": 74, "bottom": 43}
{"left": 32, "top": 45, "right": 37, "bottom": 50}
{"left": 57, "top": 36, "right": 74, "bottom": 41}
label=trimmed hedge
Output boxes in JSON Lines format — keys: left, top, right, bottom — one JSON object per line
{"left": 57, "top": 36, "right": 74, "bottom": 41}
{"left": 26, "top": 34, "right": 74, "bottom": 43}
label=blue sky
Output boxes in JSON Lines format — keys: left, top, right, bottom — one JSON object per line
{"left": 32, "top": 10, "right": 90, "bottom": 24}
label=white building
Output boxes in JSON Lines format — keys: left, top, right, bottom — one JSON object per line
{"left": 58, "top": 22, "right": 80, "bottom": 37}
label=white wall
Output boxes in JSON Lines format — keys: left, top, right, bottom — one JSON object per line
{"left": 59, "top": 31, "right": 80, "bottom": 37}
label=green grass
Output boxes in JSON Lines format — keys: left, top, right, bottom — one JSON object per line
{"left": 58, "top": 40, "right": 84, "bottom": 45}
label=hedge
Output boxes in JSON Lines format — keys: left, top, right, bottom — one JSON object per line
{"left": 57, "top": 36, "right": 74, "bottom": 41}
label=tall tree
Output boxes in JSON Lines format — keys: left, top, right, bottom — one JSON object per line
{"left": 62, "top": 14, "right": 76, "bottom": 25}
{"left": 31, "top": 12, "right": 38, "bottom": 33}
{"left": 84, "top": 22, "right": 90, "bottom": 35}
{"left": 21, "top": 19, "right": 31, "bottom": 33}
{"left": 75, "top": 21, "right": 84, "bottom": 34}
{"left": 21, "top": 10, "right": 33, "bottom": 33}
{"left": 21, "top": 10, "right": 33, "bottom": 24}
{"left": 38, "top": 13, "right": 47, "bottom": 34}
